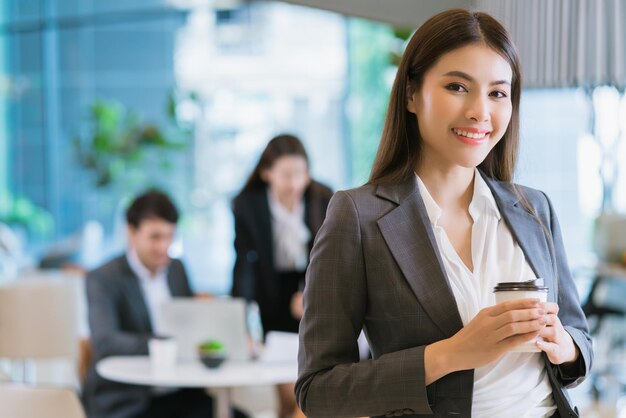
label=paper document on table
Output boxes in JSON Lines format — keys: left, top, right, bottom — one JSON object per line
{"left": 260, "top": 331, "right": 299, "bottom": 363}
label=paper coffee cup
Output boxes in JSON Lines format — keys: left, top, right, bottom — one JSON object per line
{"left": 149, "top": 337, "right": 178, "bottom": 371}
{"left": 493, "top": 279, "right": 548, "bottom": 352}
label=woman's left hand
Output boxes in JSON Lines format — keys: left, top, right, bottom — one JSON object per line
{"left": 536, "top": 302, "right": 579, "bottom": 365}
{"left": 290, "top": 291, "right": 304, "bottom": 320}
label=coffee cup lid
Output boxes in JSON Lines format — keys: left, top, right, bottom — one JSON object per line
{"left": 493, "top": 278, "right": 548, "bottom": 292}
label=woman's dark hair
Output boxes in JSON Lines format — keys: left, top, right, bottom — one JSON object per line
{"left": 243, "top": 134, "right": 309, "bottom": 190}
{"left": 126, "top": 190, "right": 179, "bottom": 228}
{"left": 369, "top": 9, "right": 522, "bottom": 184}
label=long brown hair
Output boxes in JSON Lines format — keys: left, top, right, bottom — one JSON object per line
{"left": 243, "top": 134, "right": 309, "bottom": 191}
{"left": 369, "top": 9, "right": 522, "bottom": 184}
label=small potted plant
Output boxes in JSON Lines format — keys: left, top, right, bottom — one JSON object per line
{"left": 198, "top": 339, "right": 227, "bottom": 368}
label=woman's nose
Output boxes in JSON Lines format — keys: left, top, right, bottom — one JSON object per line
{"left": 465, "top": 95, "right": 490, "bottom": 122}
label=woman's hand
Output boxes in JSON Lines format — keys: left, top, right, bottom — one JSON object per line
{"left": 290, "top": 291, "right": 304, "bottom": 320}
{"left": 450, "top": 298, "right": 547, "bottom": 369}
{"left": 536, "top": 302, "right": 579, "bottom": 365}
{"left": 425, "top": 298, "right": 546, "bottom": 384}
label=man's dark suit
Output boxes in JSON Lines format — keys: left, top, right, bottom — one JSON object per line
{"left": 83, "top": 255, "right": 193, "bottom": 418}
{"left": 231, "top": 180, "right": 333, "bottom": 333}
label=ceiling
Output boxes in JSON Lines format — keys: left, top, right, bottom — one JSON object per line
{"left": 275, "top": 0, "right": 471, "bottom": 28}
{"left": 271, "top": 0, "right": 626, "bottom": 88}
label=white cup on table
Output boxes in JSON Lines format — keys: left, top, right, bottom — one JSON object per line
{"left": 148, "top": 337, "right": 178, "bottom": 371}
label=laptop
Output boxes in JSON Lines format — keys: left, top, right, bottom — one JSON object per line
{"left": 160, "top": 297, "right": 251, "bottom": 361}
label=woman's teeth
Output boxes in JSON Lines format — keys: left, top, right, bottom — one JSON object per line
{"left": 453, "top": 128, "right": 487, "bottom": 139}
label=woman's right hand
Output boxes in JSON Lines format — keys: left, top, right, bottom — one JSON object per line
{"left": 425, "top": 298, "right": 546, "bottom": 384}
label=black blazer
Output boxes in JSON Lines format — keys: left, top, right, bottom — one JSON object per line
{"left": 231, "top": 180, "right": 333, "bottom": 325}
{"left": 83, "top": 255, "right": 193, "bottom": 418}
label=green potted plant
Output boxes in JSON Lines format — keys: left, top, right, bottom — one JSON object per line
{"left": 197, "top": 339, "right": 227, "bottom": 368}
{"left": 73, "top": 98, "right": 188, "bottom": 188}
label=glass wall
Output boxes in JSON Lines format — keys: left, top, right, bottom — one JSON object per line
{"left": 1, "top": 0, "right": 611, "bottom": 293}
{"left": 1, "top": 0, "right": 186, "bottom": 242}
{"left": 1, "top": 1, "right": 51, "bottom": 272}
{"left": 1, "top": 0, "right": 356, "bottom": 293}
{"left": 516, "top": 89, "right": 592, "bottom": 264}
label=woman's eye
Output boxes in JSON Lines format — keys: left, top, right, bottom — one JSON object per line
{"left": 490, "top": 90, "right": 508, "bottom": 99}
{"left": 445, "top": 83, "right": 467, "bottom": 92}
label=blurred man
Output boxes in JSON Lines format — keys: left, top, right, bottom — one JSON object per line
{"left": 83, "top": 190, "right": 245, "bottom": 418}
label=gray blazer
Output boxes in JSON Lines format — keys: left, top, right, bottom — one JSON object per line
{"left": 83, "top": 255, "right": 193, "bottom": 418}
{"left": 296, "top": 172, "right": 592, "bottom": 418}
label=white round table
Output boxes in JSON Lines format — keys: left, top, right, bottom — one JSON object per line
{"left": 97, "top": 356, "right": 297, "bottom": 418}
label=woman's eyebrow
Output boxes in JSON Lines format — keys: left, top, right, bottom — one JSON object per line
{"left": 442, "top": 70, "right": 511, "bottom": 86}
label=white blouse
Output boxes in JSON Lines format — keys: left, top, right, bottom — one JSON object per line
{"left": 267, "top": 190, "right": 311, "bottom": 272}
{"left": 416, "top": 170, "right": 557, "bottom": 418}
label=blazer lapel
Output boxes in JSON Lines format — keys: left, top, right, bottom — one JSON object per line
{"left": 120, "top": 257, "right": 154, "bottom": 332}
{"left": 376, "top": 177, "right": 464, "bottom": 338}
{"left": 374, "top": 173, "right": 556, "bottom": 337}
{"left": 257, "top": 189, "right": 274, "bottom": 265}
{"left": 166, "top": 260, "right": 185, "bottom": 298}
{"left": 252, "top": 188, "right": 280, "bottom": 300}
{"left": 481, "top": 173, "right": 556, "bottom": 302}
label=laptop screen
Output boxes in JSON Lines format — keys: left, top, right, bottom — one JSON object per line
{"left": 160, "top": 297, "right": 251, "bottom": 361}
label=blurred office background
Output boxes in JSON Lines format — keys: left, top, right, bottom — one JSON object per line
{"left": 1, "top": 0, "right": 626, "bottom": 416}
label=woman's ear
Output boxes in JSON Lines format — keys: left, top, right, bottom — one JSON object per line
{"left": 406, "top": 83, "right": 418, "bottom": 114}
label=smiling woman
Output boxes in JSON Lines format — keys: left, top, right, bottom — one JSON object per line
{"left": 295, "top": 8, "right": 592, "bottom": 418}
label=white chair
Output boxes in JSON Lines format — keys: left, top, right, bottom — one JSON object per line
{"left": 0, "top": 383, "right": 85, "bottom": 418}
{"left": 0, "top": 278, "right": 79, "bottom": 384}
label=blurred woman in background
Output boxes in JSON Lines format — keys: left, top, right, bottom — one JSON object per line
{"left": 232, "top": 133, "right": 333, "bottom": 418}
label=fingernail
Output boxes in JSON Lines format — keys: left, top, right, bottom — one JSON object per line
{"left": 537, "top": 309, "right": 545, "bottom": 315}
